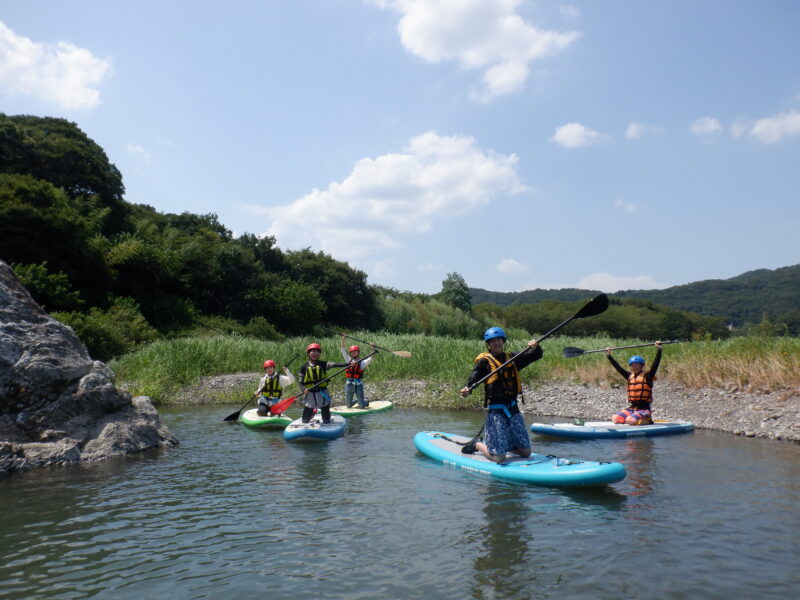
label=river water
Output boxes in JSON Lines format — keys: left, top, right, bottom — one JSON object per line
{"left": 1, "top": 406, "right": 798, "bottom": 600}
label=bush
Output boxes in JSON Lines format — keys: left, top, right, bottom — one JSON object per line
{"left": 53, "top": 297, "right": 158, "bottom": 360}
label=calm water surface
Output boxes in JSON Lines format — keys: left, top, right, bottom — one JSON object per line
{"left": 1, "top": 406, "right": 798, "bottom": 600}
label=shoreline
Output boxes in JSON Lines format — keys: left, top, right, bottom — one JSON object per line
{"left": 171, "top": 374, "right": 800, "bottom": 443}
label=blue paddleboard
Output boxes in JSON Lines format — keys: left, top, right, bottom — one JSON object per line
{"left": 413, "top": 431, "right": 626, "bottom": 487}
{"left": 530, "top": 420, "right": 694, "bottom": 440}
{"left": 283, "top": 413, "right": 347, "bottom": 442}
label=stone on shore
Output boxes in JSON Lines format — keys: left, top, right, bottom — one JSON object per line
{"left": 0, "top": 260, "right": 177, "bottom": 477}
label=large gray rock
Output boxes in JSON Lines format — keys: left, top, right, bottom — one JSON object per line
{"left": 0, "top": 260, "right": 177, "bottom": 476}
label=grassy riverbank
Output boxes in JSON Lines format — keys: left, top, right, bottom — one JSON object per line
{"left": 110, "top": 333, "right": 800, "bottom": 404}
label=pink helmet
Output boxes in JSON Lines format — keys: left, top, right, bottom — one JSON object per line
{"left": 263, "top": 360, "right": 276, "bottom": 369}
{"left": 348, "top": 345, "right": 360, "bottom": 354}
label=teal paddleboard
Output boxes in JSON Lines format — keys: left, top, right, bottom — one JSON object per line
{"left": 283, "top": 414, "right": 347, "bottom": 442}
{"left": 414, "top": 431, "right": 626, "bottom": 487}
{"left": 530, "top": 420, "right": 694, "bottom": 439}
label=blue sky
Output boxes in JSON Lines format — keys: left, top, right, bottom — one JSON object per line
{"left": 2, "top": 0, "right": 798, "bottom": 294}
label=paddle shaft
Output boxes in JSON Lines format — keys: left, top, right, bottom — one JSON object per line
{"left": 273, "top": 350, "right": 380, "bottom": 414}
{"left": 467, "top": 294, "right": 609, "bottom": 392}
{"left": 569, "top": 340, "right": 679, "bottom": 356}
{"left": 334, "top": 331, "right": 400, "bottom": 356}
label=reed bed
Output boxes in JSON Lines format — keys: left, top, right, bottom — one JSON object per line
{"left": 110, "top": 333, "right": 800, "bottom": 404}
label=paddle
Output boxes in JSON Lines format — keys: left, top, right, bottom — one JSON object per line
{"left": 466, "top": 293, "right": 609, "bottom": 392}
{"left": 562, "top": 339, "right": 679, "bottom": 358}
{"left": 222, "top": 353, "right": 300, "bottom": 422}
{"left": 287, "top": 349, "right": 380, "bottom": 411}
{"left": 459, "top": 294, "right": 609, "bottom": 454}
{"left": 331, "top": 331, "right": 412, "bottom": 358}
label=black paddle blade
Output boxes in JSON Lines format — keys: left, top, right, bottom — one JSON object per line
{"left": 575, "top": 293, "right": 609, "bottom": 319}
{"left": 562, "top": 347, "right": 586, "bottom": 358}
{"left": 222, "top": 410, "right": 241, "bottom": 422}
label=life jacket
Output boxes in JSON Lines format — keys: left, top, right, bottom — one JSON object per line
{"left": 475, "top": 352, "right": 522, "bottom": 413}
{"left": 302, "top": 362, "right": 328, "bottom": 391}
{"left": 627, "top": 372, "right": 655, "bottom": 406}
{"left": 259, "top": 374, "right": 282, "bottom": 400}
{"left": 345, "top": 359, "right": 364, "bottom": 380}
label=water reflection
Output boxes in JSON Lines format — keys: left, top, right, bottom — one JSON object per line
{"left": 470, "top": 482, "right": 534, "bottom": 599}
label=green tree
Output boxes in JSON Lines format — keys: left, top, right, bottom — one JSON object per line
{"left": 438, "top": 272, "right": 472, "bottom": 313}
{"left": 10, "top": 262, "right": 84, "bottom": 312}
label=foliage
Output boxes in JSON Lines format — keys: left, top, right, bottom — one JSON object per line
{"left": 54, "top": 297, "right": 158, "bottom": 361}
{"left": 11, "top": 261, "right": 84, "bottom": 312}
{"left": 437, "top": 272, "right": 472, "bottom": 312}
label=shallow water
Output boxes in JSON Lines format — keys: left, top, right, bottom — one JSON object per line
{"left": 1, "top": 406, "right": 798, "bottom": 599}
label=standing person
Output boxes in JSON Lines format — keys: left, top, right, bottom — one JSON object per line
{"left": 297, "top": 343, "right": 348, "bottom": 424}
{"left": 254, "top": 360, "right": 295, "bottom": 416}
{"left": 459, "top": 327, "right": 543, "bottom": 463}
{"left": 605, "top": 341, "right": 663, "bottom": 425}
{"left": 340, "top": 335, "right": 377, "bottom": 409}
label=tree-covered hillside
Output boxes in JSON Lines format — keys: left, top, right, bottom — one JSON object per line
{"left": 613, "top": 265, "right": 800, "bottom": 327}
{"left": 471, "top": 265, "right": 800, "bottom": 332}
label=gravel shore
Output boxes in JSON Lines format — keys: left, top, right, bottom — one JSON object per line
{"left": 178, "top": 374, "right": 800, "bottom": 443}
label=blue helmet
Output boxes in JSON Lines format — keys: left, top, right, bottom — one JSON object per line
{"left": 628, "top": 355, "right": 645, "bottom": 366}
{"left": 484, "top": 326, "right": 506, "bottom": 342}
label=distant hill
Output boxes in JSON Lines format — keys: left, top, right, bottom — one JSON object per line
{"left": 470, "top": 264, "right": 800, "bottom": 326}
{"left": 470, "top": 288, "right": 602, "bottom": 306}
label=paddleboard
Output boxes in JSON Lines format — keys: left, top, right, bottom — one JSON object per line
{"left": 283, "top": 414, "right": 347, "bottom": 442}
{"left": 330, "top": 400, "right": 393, "bottom": 417}
{"left": 413, "top": 431, "right": 626, "bottom": 487}
{"left": 530, "top": 420, "right": 694, "bottom": 439}
{"left": 239, "top": 409, "right": 292, "bottom": 429}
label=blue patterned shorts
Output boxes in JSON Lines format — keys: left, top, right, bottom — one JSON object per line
{"left": 484, "top": 411, "right": 531, "bottom": 456}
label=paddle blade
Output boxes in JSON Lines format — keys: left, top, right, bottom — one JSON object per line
{"left": 270, "top": 394, "right": 298, "bottom": 415}
{"left": 575, "top": 293, "right": 609, "bottom": 319}
{"left": 562, "top": 347, "right": 586, "bottom": 358}
{"left": 391, "top": 350, "right": 412, "bottom": 358}
{"left": 222, "top": 410, "right": 242, "bottom": 422}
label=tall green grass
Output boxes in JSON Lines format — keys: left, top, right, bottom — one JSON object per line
{"left": 110, "top": 333, "right": 800, "bottom": 404}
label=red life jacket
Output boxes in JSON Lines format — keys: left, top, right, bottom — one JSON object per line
{"left": 345, "top": 360, "right": 364, "bottom": 380}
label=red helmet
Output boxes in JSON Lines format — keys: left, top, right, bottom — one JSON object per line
{"left": 306, "top": 343, "right": 322, "bottom": 354}
{"left": 263, "top": 360, "right": 276, "bottom": 369}
{"left": 348, "top": 345, "right": 360, "bottom": 353}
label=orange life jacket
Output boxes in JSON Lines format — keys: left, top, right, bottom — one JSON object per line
{"left": 627, "top": 372, "right": 656, "bottom": 405}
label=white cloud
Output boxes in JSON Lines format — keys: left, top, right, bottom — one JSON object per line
{"left": 576, "top": 273, "right": 667, "bottom": 293}
{"left": 0, "top": 20, "right": 111, "bottom": 109}
{"left": 625, "top": 121, "right": 663, "bottom": 139}
{"left": 126, "top": 144, "right": 151, "bottom": 163}
{"left": 551, "top": 122, "right": 609, "bottom": 148}
{"left": 730, "top": 110, "right": 800, "bottom": 144}
{"left": 497, "top": 258, "right": 529, "bottom": 274}
{"left": 371, "top": 0, "right": 580, "bottom": 102}
{"left": 560, "top": 6, "right": 581, "bottom": 19}
{"left": 614, "top": 198, "right": 637, "bottom": 213}
{"left": 248, "top": 131, "right": 527, "bottom": 262}
{"left": 418, "top": 262, "right": 444, "bottom": 271}
{"left": 689, "top": 116, "right": 722, "bottom": 136}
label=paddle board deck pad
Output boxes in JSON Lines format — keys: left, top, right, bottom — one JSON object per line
{"left": 413, "top": 431, "right": 626, "bottom": 487}
{"left": 530, "top": 420, "right": 694, "bottom": 439}
{"left": 239, "top": 409, "right": 292, "bottom": 429}
{"left": 330, "top": 400, "right": 393, "bottom": 417}
{"left": 283, "top": 414, "right": 347, "bottom": 441}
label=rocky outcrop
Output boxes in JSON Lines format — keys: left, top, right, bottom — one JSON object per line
{"left": 0, "top": 260, "right": 177, "bottom": 476}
